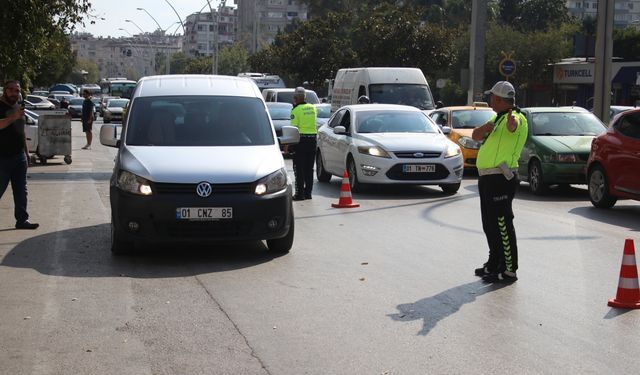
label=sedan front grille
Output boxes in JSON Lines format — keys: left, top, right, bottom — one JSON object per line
{"left": 386, "top": 163, "right": 450, "bottom": 180}
{"left": 393, "top": 151, "right": 442, "bottom": 159}
{"left": 153, "top": 182, "right": 254, "bottom": 195}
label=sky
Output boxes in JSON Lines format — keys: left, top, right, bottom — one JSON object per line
{"left": 75, "top": 0, "right": 235, "bottom": 38}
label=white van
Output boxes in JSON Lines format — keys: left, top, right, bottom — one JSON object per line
{"left": 331, "top": 67, "right": 435, "bottom": 113}
{"left": 99, "top": 75, "right": 300, "bottom": 254}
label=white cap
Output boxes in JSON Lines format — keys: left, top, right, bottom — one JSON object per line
{"left": 294, "top": 86, "right": 306, "bottom": 96}
{"left": 484, "top": 81, "right": 515, "bottom": 99}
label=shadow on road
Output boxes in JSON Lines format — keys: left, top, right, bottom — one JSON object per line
{"left": 310, "top": 180, "right": 460, "bottom": 202}
{"left": 569, "top": 205, "right": 640, "bottom": 232}
{"left": 388, "top": 280, "right": 509, "bottom": 336}
{"left": 1, "top": 224, "right": 283, "bottom": 279}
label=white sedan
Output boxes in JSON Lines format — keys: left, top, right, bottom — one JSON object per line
{"left": 316, "top": 104, "right": 463, "bottom": 193}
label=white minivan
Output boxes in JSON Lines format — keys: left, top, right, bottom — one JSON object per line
{"left": 100, "top": 75, "right": 300, "bottom": 254}
{"left": 331, "top": 67, "right": 436, "bottom": 113}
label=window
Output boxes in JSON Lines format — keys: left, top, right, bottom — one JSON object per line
{"left": 329, "top": 110, "right": 345, "bottom": 128}
{"left": 614, "top": 112, "right": 640, "bottom": 139}
{"left": 357, "top": 111, "right": 438, "bottom": 134}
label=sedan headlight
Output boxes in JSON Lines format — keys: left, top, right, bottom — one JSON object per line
{"left": 444, "top": 142, "right": 461, "bottom": 158}
{"left": 255, "top": 168, "right": 288, "bottom": 195}
{"left": 543, "top": 153, "right": 578, "bottom": 163}
{"left": 357, "top": 146, "right": 391, "bottom": 158}
{"left": 458, "top": 136, "right": 481, "bottom": 150}
{"left": 117, "top": 170, "right": 153, "bottom": 195}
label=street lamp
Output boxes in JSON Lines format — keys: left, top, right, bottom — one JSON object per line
{"left": 137, "top": 7, "right": 163, "bottom": 34}
{"left": 124, "top": 20, "right": 156, "bottom": 75}
{"left": 163, "top": 0, "right": 186, "bottom": 35}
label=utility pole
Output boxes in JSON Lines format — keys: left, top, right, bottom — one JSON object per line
{"left": 467, "top": 0, "right": 487, "bottom": 105}
{"left": 593, "top": 0, "right": 614, "bottom": 124}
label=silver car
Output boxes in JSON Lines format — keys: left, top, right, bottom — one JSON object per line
{"left": 100, "top": 75, "right": 300, "bottom": 254}
{"left": 316, "top": 104, "right": 463, "bottom": 193}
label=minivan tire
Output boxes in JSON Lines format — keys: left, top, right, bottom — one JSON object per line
{"left": 267, "top": 215, "right": 294, "bottom": 254}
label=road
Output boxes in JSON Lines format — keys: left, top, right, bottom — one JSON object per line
{"left": 1, "top": 119, "right": 639, "bottom": 375}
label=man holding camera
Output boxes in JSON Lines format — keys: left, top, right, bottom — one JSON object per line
{"left": 0, "top": 80, "right": 39, "bottom": 229}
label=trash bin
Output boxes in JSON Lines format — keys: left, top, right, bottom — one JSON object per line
{"left": 34, "top": 110, "right": 72, "bottom": 165}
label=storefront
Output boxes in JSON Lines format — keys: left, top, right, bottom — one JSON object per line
{"left": 552, "top": 59, "right": 640, "bottom": 108}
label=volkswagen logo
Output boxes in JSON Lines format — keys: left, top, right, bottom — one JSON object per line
{"left": 196, "top": 182, "right": 212, "bottom": 198}
{"left": 413, "top": 152, "right": 424, "bottom": 158}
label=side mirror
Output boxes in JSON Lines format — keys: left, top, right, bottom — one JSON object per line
{"left": 100, "top": 124, "right": 121, "bottom": 148}
{"left": 279, "top": 125, "right": 300, "bottom": 145}
{"left": 334, "top": 125, "right": 347, "bottom": 135}
{"left": 441, "top": 126, "right": 452, "bottom": 135}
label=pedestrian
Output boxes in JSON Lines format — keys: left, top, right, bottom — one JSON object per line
{"left": 81, "top": 89, "right": 95, "bottom": 150}
{"left": 0, "top": 80, "right": 39, "bottom": 229}
{"left": 471, "top": 81, "right": 527, "bottom": 283}
{"left": 290, "top": 86, "right": 317, "bottom": 201}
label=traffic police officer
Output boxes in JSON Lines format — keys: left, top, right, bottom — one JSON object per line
{"left": 471, "top": 81, "right": 527, "bottom": 283}
{"left": 290, "top": 87, "right": 317, "bottom": 201}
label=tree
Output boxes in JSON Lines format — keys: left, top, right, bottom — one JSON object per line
{"left": 218, "top": 44, "right": 250, "bottom": 76}
{"left": 0, "top": 0, "right": 91, "bottom": 87}
{"left": 31, "top": 29, "right": 75, "bottom": 87}
{"left": 614, "top": 27, "right": 640, "bottom": 61}
{"left": 70, "top": 58, "right": 100, "bottom": 84}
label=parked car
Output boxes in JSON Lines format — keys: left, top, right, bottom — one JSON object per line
{"left": 91, "top": 97, "right": 102, "bottom": 118}
{"left": 263, "top": 88, "right": 320, "bottom": 104}
{"left": 25, "top": 95, "right": 55, "bottom": 110}
{"left": 429, "top": 103, "right": 495, "bottom": 169}
{"left": 518, "top": 107, "right": 607, "bottom": 194}
{"left": 315, "top": 103, "right": 332, "bottom": 128}
{"left": 48, "top": 93, "right": 74, "bottom": 104}
{"left": 99, "top": 74, "right": 299, "bottom": 254}
{"left": 587, "top": 108, "right": 640, "bottom": 208}
{"left": 67, "top": 98, "right": 85, "bottom": 118}
{"left": 316, "top": 104, "right": 463, "bottom": 193}
{"left": 49, "top": 83, "right": 78, "bottom": 95}
{"left": 266, "top": 102, "right": 293, "bottom": 137}
{"left": 32, "top": 90, "right": 49, "bottom": 97}
{"left": 100, "top": 95, "right": 116, "bottom": 116}
{"left": 25, "top": 109, "right": 39, "bottom": 153}
{"left": 102, "top": 98, "right": 129, "bottom": 123}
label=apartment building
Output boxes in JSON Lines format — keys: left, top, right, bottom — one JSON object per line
{"left": 566, "top": 1, "right": 640, "bottom": 28}
{"left": 183, "top": 6, "right": 238, "bottom": 57}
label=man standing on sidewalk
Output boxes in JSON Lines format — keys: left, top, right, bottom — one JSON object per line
{"left": 0, "top": 80, "right": 39, "bottom": 229}
{"left": 471, "top": 81, "right": 527, "bottom": 283}
{"left": 81, "top": 89, "right": 94, "bottom": 150}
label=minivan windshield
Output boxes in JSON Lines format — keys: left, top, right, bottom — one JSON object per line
{"left": 126, "top": 96, "right": 275, "bottom": 146}
{"left": 368, "top": 84, "right": 434, "bottom": 110}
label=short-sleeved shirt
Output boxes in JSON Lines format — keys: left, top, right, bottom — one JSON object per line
{"left": 82, "top": 98, "right": 94, "bottom": 124}
{"left": 476, "top": 108, "right": 528, "bottom": 170}
{"left": 290, "top": 102, "right": 317, "bottom": 135}
{"left": 0, "top": 99, "right": 25, "bottom": 156}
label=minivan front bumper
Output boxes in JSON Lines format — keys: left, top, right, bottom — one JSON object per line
{"left": 110, "top": 183, "right": 293, "bottom": 245}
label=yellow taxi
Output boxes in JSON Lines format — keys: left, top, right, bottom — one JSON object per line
{"left": 429, "top": 103, "right": 495, "bottom": 168}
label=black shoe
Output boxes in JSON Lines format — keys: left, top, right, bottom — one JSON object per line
{"left": 304, "top": 195, "right": 312, "bottom": 200}
{"left": 474, "top": 266, "right": 491, "bottom": 277}
{"left": 482, "top": 272, "right": 518, "bottom": 284}
{"left": 15, "top": 220, "right": 39, "bottom": 230}
{"left": 292, "top": 195, "right": 305, "bottom": 201}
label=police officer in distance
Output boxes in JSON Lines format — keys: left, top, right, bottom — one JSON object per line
{"left": 471, "top": 81, "right": 527, "bottom": 283}
{"left": 290, "top": 87, "right": 317, "bottom": 201}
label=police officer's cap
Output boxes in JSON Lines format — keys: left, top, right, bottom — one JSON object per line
{"left": 294, "top": 87, "right": 306, "bottom": 96}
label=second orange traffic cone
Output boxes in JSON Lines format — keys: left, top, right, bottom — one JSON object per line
{"left": 608, "top": 239, "right": 640, "bottom": 309}
{"left": 331, "top": 170, "right": 360, "bottom": 208}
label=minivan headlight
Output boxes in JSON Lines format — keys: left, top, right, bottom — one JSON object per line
{"left": 117, "top": 170, "right": 153, "bottom": 195}
{"left": 255, "top": 168, "right": 288, "bottom": 195}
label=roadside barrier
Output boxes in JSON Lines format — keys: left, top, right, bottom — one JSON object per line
{"left": 331, "top": 170, "right": 360, "bottom": 208}
{"left": 608, "top": 239, "right": 640, "bottom": 309}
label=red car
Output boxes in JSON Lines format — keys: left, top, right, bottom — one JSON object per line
{"left": 587, "top": 108, "right": 640, "bottom": 208}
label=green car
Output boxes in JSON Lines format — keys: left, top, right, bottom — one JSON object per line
{"left": 517, "top": 107, "right": 607, "bottom": 195}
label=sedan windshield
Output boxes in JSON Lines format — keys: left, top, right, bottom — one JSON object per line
{"left": 357, "top": 111, "right": 439, "bottom": 134}
{"left": 108, "top": 99, "right": 129, "bottom": 108}
{"left": 531, "top": 112, "right": 606, "bottom": 136}
{"left": 126, "top": 96, "right": 275, "bottom": 146}
{"left": 69, "top": 98, "right": 84, "bottom": 106}
{"left": 315, "top": 104, "right": 331, "bottom": 118}
{"left": 451, "top": 110, "right": 495, "bottom": 129}
{"left": 267, "top": 104, "right": 292, "bottom": 120}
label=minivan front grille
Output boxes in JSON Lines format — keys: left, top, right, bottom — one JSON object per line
{"left": 153, "top": 182, "right": 254, "bottom": 195}
{"left": 159, "top": 221, "right": 253, "bottom": 237}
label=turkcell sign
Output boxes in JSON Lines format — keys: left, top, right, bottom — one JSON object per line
{"left": 554, "top": 64, "right": 594, "bottom": 84}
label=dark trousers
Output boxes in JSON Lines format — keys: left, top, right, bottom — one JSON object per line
{"left": 293, "top": 136, "right": 317, "bottom": 197}
{"left": 478, "top": 174, "right": 519, "bottom": 274}
{"left": 0, "top": 152, "right": 29, "bottom": 223}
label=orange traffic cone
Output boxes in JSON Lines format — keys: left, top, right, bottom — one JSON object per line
{"left": 608, "top": 239, "right": 640, "bottom": 309}
{"left": 331, "top": 170, "right": 360, "bottom": 208}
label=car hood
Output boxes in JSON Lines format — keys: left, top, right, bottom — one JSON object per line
{"left": 534, "top": 135, "right": 595, "bottom": 153}
{"left": 356, "top": 133, "right": 449, "bottom": 152}
{"left": 452, "top": 129, "right": 474, "bottom": 137}
{"left": 69, "top": 105, "right": 83, "bottom": 110}
{"left": 107, "top": 108, "right": 124, "bottom": 114}
{"left": 120, "top": 145, "right": 284, "bottom": 184}
{"left": 271, "top": 119, "right": 290, "bottom": 130}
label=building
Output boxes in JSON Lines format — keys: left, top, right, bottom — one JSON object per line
{"left": 183, "top": 6, "right": 238, "bottom": 57}
{"left": 236, "top": 0, "right": 308, "bottom": 53}
{"left": 566, "top": 1, "right": 640, "bottom": 28}
{"left": 71, "top": 32, "right": 182, "bottom": 80}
